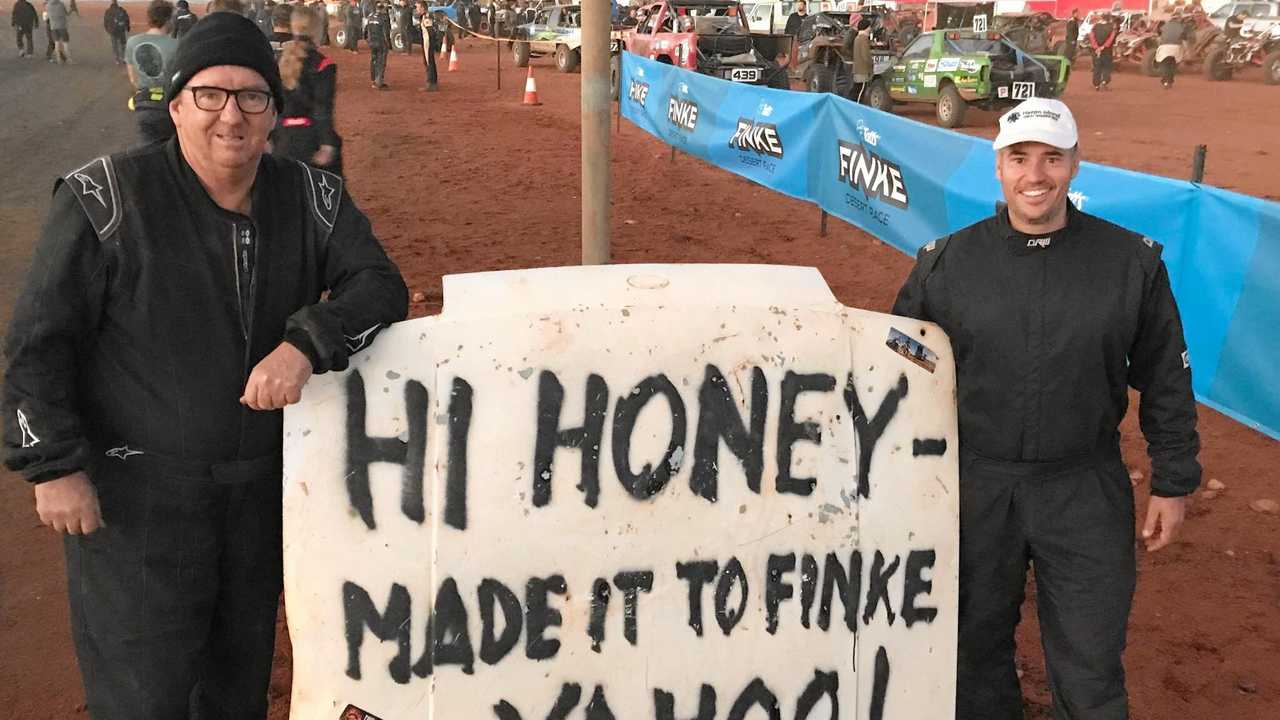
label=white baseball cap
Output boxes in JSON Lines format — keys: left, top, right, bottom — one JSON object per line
{"left": 993, "top": 98, "right": 1079, "bottom": 151}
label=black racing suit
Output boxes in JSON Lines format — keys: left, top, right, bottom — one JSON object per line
{"left": 274, "top": 42, "right": 343, "bottom": 174}
{"left": 2, "top": 139, "right": 407, "bottom": 719}
{"left": 171, "top": 7, "right": 197, "bottom": 38}
{"left": 343, "top": 1, "right": 364, "bottom": 50}
{"left": 892, "top": 205, "right": 1200, "bottom": 720}
{"left": 366, "top": 8, "right": 390, "bottom": 85}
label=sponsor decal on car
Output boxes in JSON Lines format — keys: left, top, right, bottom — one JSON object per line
{"left": 997, "top": 85, "right": 1009, "bottom": 98}
{"left": 936, "top": 57, "right": 960, "bottom": 71}
{"left": 924, "top": 59, "right": 938, "bottom": 72}
{"left": 959, "top": 58, "right": 981, "bottom": 72}
{"left": 923, "top": 75, "right": 937, "bottom": 88}
{"left": 729, "top": 117, "right": 784, "bottom": 158}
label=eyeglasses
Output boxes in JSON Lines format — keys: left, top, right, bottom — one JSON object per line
{"left": 187, "top": 86, "right": 273, "bottom": 115}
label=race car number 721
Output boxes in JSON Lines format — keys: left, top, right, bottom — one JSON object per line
{"left": 1012, "top": 82, "right": 1035, "bottom": 99}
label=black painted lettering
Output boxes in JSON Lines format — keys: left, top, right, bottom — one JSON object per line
{"left": 794, "top": 669, "right": 839, "bottom": 720}
{"left": 845, "top": 373, "right": 908, "bottom": 498}
{"left": 526, "top": 574, "right": 567, "bottom": 660}
{"left": 548, "top": 683, "right": 585, "bottom": 720}
{"left": 588, "top": 578, "right": 611, "bottom": 652}
{"left": 869, "top": 647, "right": 890, "bottom": 720}
{"left": 862, "top": 551, "right": 901, "bottom": 627}
{"left": 799, "top": 553, "right": 819, "bottom": 629}
{"left": 691, "top": 365, "right": 767, "bottom": 499}
{"left": 765, "top": 553, "right": 796, "bottom": 635}
{"left": 479, "top": 578, "right": 523, "bottom": 665}
{"left": 902, "top": 549, "right": 939, "bottom": 628}
{"left": 533, "top": 372, "right": 609, "bottom": 508}
{"left": 585, "top": 685, "right": 617, "bottom": 720}
{"left": 430, "top": 577, "right": 475, "bottom": 674}
{"left": 344, "top": 371, "right": 428, "bottom": 529}
{"left": 445, "top": 377, "right": 473, "bottom": 530}
{"left": 613, "top": 570, "right": 655, "bottom": 645}
{"left": 493, "top": 700, "right": 523, "bottom": 720}
{"left": 612, "top": 374, "right": 687, "bottom": 499}
{"left": 342, "top": 580, "right": 412, "bottom": 684}
{"left": 727, "top": 678, "right": 781, "bottom": 720}
{"left": 819, "top": 551, "right": 861, "bottom": 632}
{"left": 714, "top": 556, "right": 749, "bottom": 636}
{"left": 654, "top": 685, "right": 717, "bottom": 720}
{"left": 676, "top": 560, "right": 718, "bottom": 636}
{"left": 777, "top": 372, "right": 837, "bottom": 496}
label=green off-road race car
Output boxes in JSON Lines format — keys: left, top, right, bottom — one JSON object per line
{"left": 862, "top": 29, "right": 1071, "bottom": 128}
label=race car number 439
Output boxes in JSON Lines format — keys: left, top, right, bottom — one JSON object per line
{"left": 1012, "top": 82, "right": 1035, "bottom": 99}
{"left": 728, "top": 67, "right": 761, "bottom": 83}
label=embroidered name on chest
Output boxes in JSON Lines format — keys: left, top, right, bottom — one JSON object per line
{"left": 1026, "top": 237, "right": 1051, "bottom": 249}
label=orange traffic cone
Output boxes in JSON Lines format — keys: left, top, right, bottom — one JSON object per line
{"left": 522, "top": 66, "right": 541, "bottom": 106}
{"left": 448, "top": 46, "right": 460, "bottom": 72}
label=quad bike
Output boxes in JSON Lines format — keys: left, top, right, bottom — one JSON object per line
{"left": 1204, "top": 27, "right": 1280, "bottom": 84}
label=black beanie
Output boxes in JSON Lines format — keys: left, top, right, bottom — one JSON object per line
{"left": 166, "top": 12, "right": 286, "bottom": 112}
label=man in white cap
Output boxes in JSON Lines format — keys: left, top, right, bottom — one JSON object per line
{"left": 892, "top": 98, "right": 1201, "bottom": 719}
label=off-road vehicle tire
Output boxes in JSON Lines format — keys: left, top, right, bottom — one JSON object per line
{"left": 1203, "top": 47, "right": 1232, "bottom": 80}
{"left": 1263, "top": 49, "right": 1280, "bottom": 85}
{"left": 805, "top": 64, "right": 835, "bottom": 92}
{"left": 335, "top": 28, "right": 347, "bottom": 47}
{"left": 513, "top": 41, "right": 531, "bottom": 67}
{"left": 767, "top": 64, "right": 790, "bottom": 89}
{"left": 936, "top": 84, "right": 967, "bottom": 128}
{"left": 864, "top": 77, "right": 893, "bottom": 112}
{"left": 392, "top": 30, "right": 406, "bottom": 52}
{"left": 556, "top": 45, "right": 580, "bottom": 73}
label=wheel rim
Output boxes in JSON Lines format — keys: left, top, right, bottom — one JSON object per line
{"left": 940, "top": 96, "right": 954, "bottom": 122}
{"left": 1270, "top": 60, "right": 1280, "bottom": 82}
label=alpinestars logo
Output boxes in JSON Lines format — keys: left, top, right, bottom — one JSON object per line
{"left": 668, "top": 97, "right": 699, "bottom": 131}
{"left": 729, "top": 118, "right": 784, "bottom": 158}
{"left": 628, "top": 80, "right": 649, "bottom": 107}
{"left": 836, "top": 139, "right": 908, "bottom": 209}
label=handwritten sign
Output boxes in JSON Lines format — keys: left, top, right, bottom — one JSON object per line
{"left": 283, "top": 265, "right": 958, "bottom": 719}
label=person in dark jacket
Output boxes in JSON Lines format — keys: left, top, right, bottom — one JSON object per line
{"left": 267, "top": 0, "right": 292, "bottom": 52}
{"left": 1064, "top": 7, "right": 1080, "bottom": 61}
{"left": 341, "top": 0, "right": 362, "bottom": 51}
{"left": 1088, "top": 12, "right": 1116, "bottom": 89}
{"left": 103, "top": 0, "right": 130, "bottom": 64}
{"left": 416, "top": 1, "right": 441, "bottom": 90}
{"left": 784, "top": 0, "right": 806, "bottom": 36}
{"left": 11, "top": 0, "right": 38, "bottom": 57}
{"left": 1223, "top": 9, "right": 1248, "bottom": 39}
{"left": 255, "top": 0, "right": 274, "bottom": 34}
{"left": 892, "top": 98, "right": 1200, "bottom": 720}
{"left": 170, "top": 0, "right": 197, "bottom": 37}
{"left": 274, "top": 5, "right": 342, "bottom": 173}
{"left": 395, "top": 0, "right": 413, "bottom": 51}
{"left": 365, "top": 0, "right": 390, "bottom": 88}
{"left": 2, "top": 13, "right": 406, "bottom": 719}
{"left": 1155, "top": 12, "right": 1192, "bottom": 88}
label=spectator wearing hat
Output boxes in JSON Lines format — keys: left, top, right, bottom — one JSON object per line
{"left": 2, "top": 12, "right": 407, "bottom": 717}
{"left": 892, "top": 98, "right": 1200, "bottom": 720}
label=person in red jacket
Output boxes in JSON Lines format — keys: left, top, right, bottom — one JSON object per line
{"left": 1088, "top": 12, "right": 1117, "bottom": 90}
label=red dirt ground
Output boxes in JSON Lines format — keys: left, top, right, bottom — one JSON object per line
{"left": 0, "top": 5, "right": 1276, "bottom": 719}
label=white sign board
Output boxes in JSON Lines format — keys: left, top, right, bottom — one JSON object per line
{"left": 283, "top": 265, "right": 958, "bottom": 720}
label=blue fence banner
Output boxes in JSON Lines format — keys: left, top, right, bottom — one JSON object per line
{"left": 620, "top": 52, "right": 1280, "bottom": 440}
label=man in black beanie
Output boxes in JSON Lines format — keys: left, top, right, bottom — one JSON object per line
{"left": 2, "top": 11, "right": 407, "bottom": 719}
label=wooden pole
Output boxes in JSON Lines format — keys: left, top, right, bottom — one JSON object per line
{"left": 581, "top": 0, "right": 611, "bottom": 264}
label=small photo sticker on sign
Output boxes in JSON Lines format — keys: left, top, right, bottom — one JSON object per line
{"left": 340, "top": 704, "right": 385, "bottom": 720}
{"left": 887, "top": 327, "right": 938, "bottom": 374}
